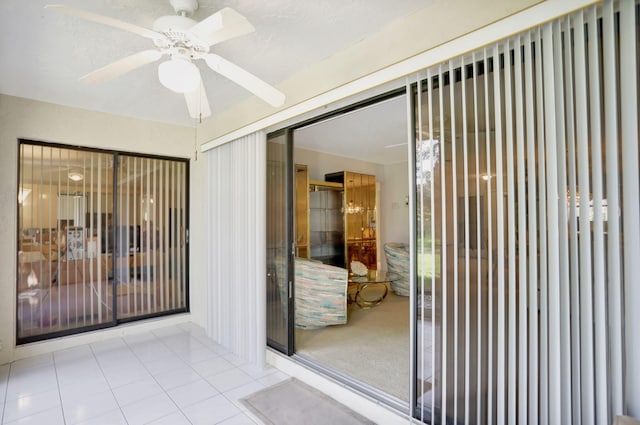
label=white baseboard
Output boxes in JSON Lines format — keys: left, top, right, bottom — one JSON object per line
{"left": 13, "top": 313, "right": 192, "bottom": 361}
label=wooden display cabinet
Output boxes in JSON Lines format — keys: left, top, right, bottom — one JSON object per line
{"left": 325, "top": 171, "right": 377, "bottom": 270}
{"left": 295, "top": 164, "right": 310, "bottom": 258}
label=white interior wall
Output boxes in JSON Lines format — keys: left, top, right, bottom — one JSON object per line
{"left": 293, "top": 147, "right": 383, "bottom": 181}
{"left": 380, "top": 161, "right": 411, "bottom": 270}
{"left": 0, "top": 94, "right": 206, "bottom": 365}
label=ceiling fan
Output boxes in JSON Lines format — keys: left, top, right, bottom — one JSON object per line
{"left": 46, "top": 0, "right": 286, "bottom": 119}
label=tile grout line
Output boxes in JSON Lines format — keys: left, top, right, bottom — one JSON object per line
{"left": 151, "top": 327, "right": 224, "bottom": 423}
{"left": 119, "top": 333, "right": 185, "bottom": 424}
{"left": 1, "top": 364, "right": 11, "bottom": 425}
{"left": 152, "top": 326, "right": 264, "bottom": 424}
{"left": 52, "top": 352, "right": 68, "bottom": 425}
{"left": 88, "top": 338, "right": 133, "bottom": 425}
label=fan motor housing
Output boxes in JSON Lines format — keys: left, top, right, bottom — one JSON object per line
{"left": 153, "top": 15, "right": 208, "bottom": 54}
{"left": 153, "top": 15, "right": 197, "bottom": 33}
{"left": 170, "top": 0, "right": 198, "bottom": 16}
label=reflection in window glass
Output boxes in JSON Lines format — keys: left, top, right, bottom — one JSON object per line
{"left": 17, "top": 142, "right": 188, "bottom": 343}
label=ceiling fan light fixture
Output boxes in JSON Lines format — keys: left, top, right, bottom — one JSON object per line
{"left": 18, "top": 188, "right": 32, "bottom": 204}
{"left": 158, "top": 58, "right": 200, "bottom": 93}
{"left": 68, "top": 170, "right": 84, "bottom": 182}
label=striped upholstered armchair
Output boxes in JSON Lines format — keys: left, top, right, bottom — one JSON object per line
{"left": 294, "top": 257, "right": 348, "bottom": 329}
{"left": 383, "top": 242, "right": 410, "bottom": 296}
{"left": 384, "top": 242, "right": 432, "bottom": 316}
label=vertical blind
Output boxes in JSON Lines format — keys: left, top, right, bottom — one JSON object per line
{"left": 206, "top": 131, "right": 267, "bottom": 368}
{"left": 414, "top": 1, "right": 639, "bottom": 424}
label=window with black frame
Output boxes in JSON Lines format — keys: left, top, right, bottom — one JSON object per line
{"left": 17, "top": 141, "right": 189, "bottom": 343}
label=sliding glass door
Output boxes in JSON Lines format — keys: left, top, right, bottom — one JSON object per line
{"left": 266, "top": 130, "right": 293, "bottom": 354}
{"left": 17, "top": 145, "right": 116, "bottom": 341}
{"left": 17, "top": 141, "right": 189, "bottom": 343}
{"left": 115, "top": 155, "right": 189, "bottom": 320}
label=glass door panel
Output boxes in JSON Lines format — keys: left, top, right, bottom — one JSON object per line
{"left": 266, "top": 131, "right": 293, "bottom": 354}
{"left": 115, "top": 155, "right": 188, "bottom": 320}
{"left": 17, "top": 144, "right": 115, "bottom": 342}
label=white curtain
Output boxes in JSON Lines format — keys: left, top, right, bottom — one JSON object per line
{"left": 206, "top": 131, "right": 267, "bottom": 368}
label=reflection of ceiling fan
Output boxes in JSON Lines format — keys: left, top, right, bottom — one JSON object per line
{"left": 46, "top": 0, "right": 285, "bottom": 119}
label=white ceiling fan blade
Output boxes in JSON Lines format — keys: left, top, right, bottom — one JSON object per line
{"left": 184, "top": 80, "right": 211, "bottom": 119}
{"left": 190, "top": 7, "right": 255, "bottom": 46}
{"left": 80, "top": 50, "right": 162, "bottom": 84}
{"left": 204, "top": 54, "right": 285, "bottom": 107}
{"left": 45, "top": 5, "right": 163, "bottom": 41}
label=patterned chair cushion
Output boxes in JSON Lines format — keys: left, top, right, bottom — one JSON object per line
{"left": 294, "top": 257, "right": 348, "bottom": 329}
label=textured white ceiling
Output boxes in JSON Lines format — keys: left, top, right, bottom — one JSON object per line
{"left": 0, "top": 0, "right": 431, "bottom": 166}
{"left": 0, "top": 0, "right": 426, "bottom": 128}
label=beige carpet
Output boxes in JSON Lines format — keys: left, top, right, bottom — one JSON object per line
{"left": 295, "top": 292, "right": 411, "bottom": 401}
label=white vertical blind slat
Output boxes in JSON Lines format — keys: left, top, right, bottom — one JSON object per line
{"left": 181, "top": 161, "right": 187, "bottom": 308}
{"left": 415, "top": 74, "right": 424, "bottom": 423}
{"left": 89, "top": 152, "right": 95, "bottom": 321}
{"left": 409, "top": 74, "right": 418, "bottom": 421}
{"left": 620, "top": 1, "right": 640, "bottom": 416}
{"left": 513, "top": 34, "right": 528, "bottom": 425}
{"left": 439, "top": 62, "right": 449, "bottom": 425}
{"left": 449, "top": 59, "right": 460, "bottom": 425}
{"left": 176, "top": 161, "right": 181, "bottom": 309}
{"left": 146, "top": 159, "right": 159, "bottom": 311}
{"left": 427, "top": 68, "right": 437, "bottom": 425}
{"left": 503, "top": 38, "right": 517, "bottom": 425}
{"left": 81, "top": 153, "right": 87, "bottom": 325}
{"left": 602, "top": 0, "right": 623, "bottom": 416}
{"left": 159, "top": 161, "right": 165, "bottom": 310}
{"left": 461, "top": 56, "right": 471, "bottom": 425}
{"left": 493, "top": 41, "right": 506, "bottom": 425}
{"left": 535, "top": 25, "right": 549, "bottom": 425}
{"left": 146, "top": 159, "right": 151, "bottom": 310}
{"left": 471, "top": 52, "right": 483, "bottom": 425}
{"left": 552, "top": 20, "right": 572, "bottom": 425}
{"left": 133, "top": 158, "right": 139, "bottom": 313}
{"left": 483, "top": 48, "right": 495, "bottom": 425}
{"left": 171, "top": 161, "right": 177, "bottom": 310}
{"left": 561, "top": 14, "right": 583, "bottom": 425}
{"left": 574, "top": 11, "right": 596, "bottom": 425}
{"left": 587, "top": 6, "right": 608, "bottom": 425}
{"left": 523, "top": 30, "right": 539, "bottom": 425}
{"left": 541, "top": 21, "right": 562, "bottom": 425}
{"left": 166, "top": 161, "right": 171, "bottom": 311}
{"left": 97, "top": 155, "right": 103, "bottom": 321}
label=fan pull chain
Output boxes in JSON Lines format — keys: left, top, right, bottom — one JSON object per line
{"left": 194, "top": 116, "right": 199, "bottom": 161}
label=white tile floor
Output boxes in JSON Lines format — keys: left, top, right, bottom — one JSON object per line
{"left": 0, "top": 323, "right": 290, "bottom": 424}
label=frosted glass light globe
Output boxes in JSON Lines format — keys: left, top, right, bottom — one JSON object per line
{"left": 158, "top": 58, "right": 200, "bottom": 93}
